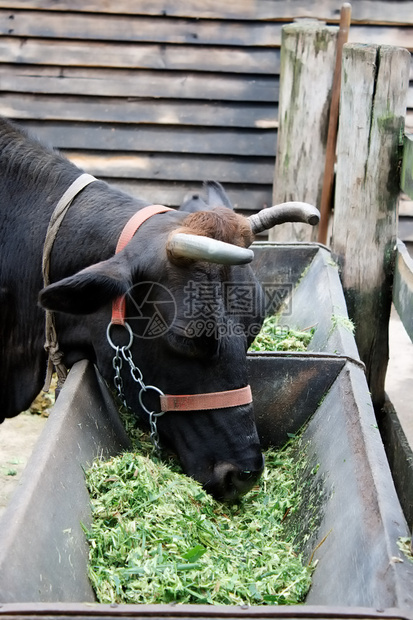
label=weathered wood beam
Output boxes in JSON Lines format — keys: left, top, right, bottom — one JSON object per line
{"left": 348, "top": 25, "right": 413, "bottom": 50}
{"left": 102, "top": 180, "right": 272, "bottom": 212}
{"left": 332, "top": 43, "right": 410, "bottom": 411}
{"left": 0, "top": 10, "right": 282, "bottom": 46}
{"left": 269, "top": 21, "right": 338, "bottom": 242}
{"left": 16, "top": 121, "right": 277, "bottom": 157}
{"left": 0, "top": 94, "right": 277, "bottom": 129}
{"left": 0, "top": 37, "right": 280, "bottom": 74}
{"left": 64, "top": 151, "right": 274, "bottom": 184}
{"left": 0, "top": 66, "right": 279, "bottom": 102}
{"left": 1, "top": 1, "right": 413, "bottom": 26}
{"left": 1, "top": 9, "right": 412, "bottom": 46}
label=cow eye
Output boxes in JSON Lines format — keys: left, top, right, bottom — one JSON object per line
{"left": 165, "top": 325, "right": 219, "bottom": 359}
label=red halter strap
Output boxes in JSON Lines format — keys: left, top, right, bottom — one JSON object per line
{"left": 160, "top": 385, "right": 252, "bottom": 412}
{"left": 111, "top": 205, "right": 173, "bottom": 325}
{"left": 110, "top": 204, "right": 253, "bottom": 413}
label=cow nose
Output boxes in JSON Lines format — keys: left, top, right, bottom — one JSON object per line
{"left": 208, "top": 456, "right": 265, "bottom": 502}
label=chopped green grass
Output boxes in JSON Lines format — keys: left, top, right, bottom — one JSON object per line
{"left": 84, "top": 430, "right": 313, "bottom": 606}
{"left": 397, "top": 537, "right": 413, "bottom": 563}
{"left": 249, "top": 316, "right": 314, "bottom": 352}
{"left": 330, "top": 314, "right": 355, "bottom": 334}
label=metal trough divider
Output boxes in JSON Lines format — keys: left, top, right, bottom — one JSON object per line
{"left": 301, "top": 360, "right": 413, "bottom": 606}
{"left": 0, "top": 361, "right": 131, "bottom": 603}
{"left": 0, "top": 243, "right": 412, "bottom": 613}
{"left": 251, "top": 242, "right": 360, "bottom": 358}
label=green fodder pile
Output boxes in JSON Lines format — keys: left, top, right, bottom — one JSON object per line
{"left": 84, "top": 434, "right": 312, "bottom": 606}
{"left": 248, "top": 316, "right": 314, "bottom": 352}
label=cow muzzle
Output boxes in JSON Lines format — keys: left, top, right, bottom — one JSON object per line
{"left": 107, "top": 322, "right": 263, "bottom": 501}
{"left": 206, "top": 457, "right": 265, "bottom": 502}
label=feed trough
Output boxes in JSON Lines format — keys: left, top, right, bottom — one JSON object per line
{"left": 0, "top": 242, "right": 412, "bottom": 618}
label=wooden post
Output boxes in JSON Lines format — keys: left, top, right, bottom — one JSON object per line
{"left": 332, "top": 43, "right": 410, "bottom": 411}
{"left": 269, "top": 20, "right": 338, "bottom": 242}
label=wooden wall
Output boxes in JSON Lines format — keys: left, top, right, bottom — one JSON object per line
{"left": 0, "top": 0, "right": 412, "bottom": 215}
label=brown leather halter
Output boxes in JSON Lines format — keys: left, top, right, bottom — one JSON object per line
{"left": 110, "top": 205, "right": 253, "bottom": 414}
{"left": 111, "top": 204, "right": 173, "bottom": 325}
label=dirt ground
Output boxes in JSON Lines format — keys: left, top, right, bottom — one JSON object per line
{"left": 0, "top": 413, "right": 47, "bottom": 517}
{"left": 0, "top": 385, "right": 54, "bottom": 517}
{"left": 0, "top": 309, "right": 412, "bottom": 519}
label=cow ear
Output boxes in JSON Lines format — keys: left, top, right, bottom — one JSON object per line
{"left": 204, "top": 180, "right": 233, "bottom": 210}
{"left": 179, "top": 192, "right": 209, "bottom": 213}
{"left": 39, "top": 257, "right": 131, "bottom": 315}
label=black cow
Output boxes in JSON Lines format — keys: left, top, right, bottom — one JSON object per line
{"left": 0, "top": 117, "right": 318, "bottom": 500}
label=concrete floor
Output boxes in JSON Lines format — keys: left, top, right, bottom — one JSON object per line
{"left": 385, "top": 306, "right": 413, "bottom": 448}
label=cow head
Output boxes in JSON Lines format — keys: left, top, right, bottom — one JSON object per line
{"left": 39, "top": 181, "right": 318, "bottom": 501}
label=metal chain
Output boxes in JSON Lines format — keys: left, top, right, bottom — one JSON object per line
{"left": 121, "top": 347, "right": 145, "bottom": 390}
{"left": 149, "top": 412, "right": 161, "bottom": 450}
{"left": 112, "top": 347, "right": 128, "bottom": 409}
{"left": 106, "top": 321, "right": 165, "bottom": 453}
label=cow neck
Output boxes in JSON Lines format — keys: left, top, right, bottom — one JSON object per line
{"left": 109, "top": 207, "right": 253, "bottom": 419}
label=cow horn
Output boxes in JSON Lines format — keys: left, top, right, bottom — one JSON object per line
{"left": 167, "top": 233, "right": 254, "bottom": 265}
{"left": 248, "top": 202, "right": 320, "bottom": 234}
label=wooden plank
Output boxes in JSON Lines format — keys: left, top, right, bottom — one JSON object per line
{"left": 0, "top": 37, "right": 280, "bottom": 74}
{"left": 270, "top": 22, "right": 338, "bottom": 242}
{"left": 348, "top": 25, "right": 413, "bottom": 51}
{"left": 101, "top": 179, "right": 272, "bottom": 211}
{"left": 0, "top": 94, "right": 278, "bottom": 129}
{"left": 63, "top": 151, "right": 275, "bottom": 184}
{"left": 0, "top": 10, "right": 283, "bottom": 46}
{"left": 401, "top": 133, "right": 413, "bottom": 200}
{"left": 0, "top": 1, "right": 413, "bottom": 26}
{"left": 0, "top": 65, "right": 279, "bottom": 102}
{"left": 17, "top": 120, "right": 277, "bottom": 156}
{"left": 5, "top": 9, "right": 412, "bottom": 47}
{"left": 393, "top": 239, "right": 413, "bottom": 342}
{"left": 332, "top": 43, "right": 410, "bottom": 411}
{"left": 2, "top": 10, "right": 412, "bottom": 50}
